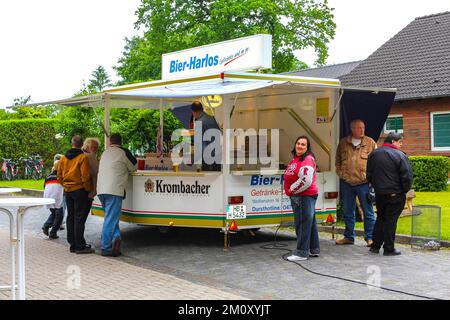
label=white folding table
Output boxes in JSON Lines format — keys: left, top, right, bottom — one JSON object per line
{"left": 0, "top": 196, "right": 54, "bottom": 300}
{"left": 0, "top": 188, "right": 21, "bottom": 299}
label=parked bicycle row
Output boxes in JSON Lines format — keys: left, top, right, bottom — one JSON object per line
{"left": 1, "top": 155, "right": 45, "bottom": 181}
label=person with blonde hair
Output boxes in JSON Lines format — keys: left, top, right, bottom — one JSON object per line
{"left": 82, "top": 137, "right": 100, "bottom": 215}
{"left": 42, "top": 160, "right": 64, "bottom": 239}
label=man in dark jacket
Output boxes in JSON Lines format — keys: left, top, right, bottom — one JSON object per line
{"left": 367, "top": 132, "right": 413, "bottom": 256}
{"left": 57, "top": 135, "right": 93, "bottom": 254}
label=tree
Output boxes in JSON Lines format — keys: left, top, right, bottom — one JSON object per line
{"left": 88, "top": 65, "right": 112, "bottom": 92}
{"left": 57, "top": 65, "right": 183, "bottom": 154}
{"left": 115, "top": 0, "right": 336, "bottom": 83}
{"left": 7, "top": 95, "right": 58, "bottom": 119}
{"left": 110, "top": 108, "right": 182, "bottom": 155}
{"left": 57, "top": 66, "right": 113, "bottom": 148}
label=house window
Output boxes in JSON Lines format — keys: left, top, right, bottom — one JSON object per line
{"left": 384, "top": 115, "right": 403, "bottom": 133}
{"left": 431, "top": 112, "right": 450, "bottom": 151}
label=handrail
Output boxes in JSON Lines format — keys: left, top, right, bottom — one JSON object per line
{"left": 285, "top": 108, "right": 331, "bottom": 156}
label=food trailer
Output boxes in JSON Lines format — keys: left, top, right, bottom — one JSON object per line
{"left": 41, "top": 71, "right": 395, "bottom": 246}
{"left": 21, "top": 35, "right": 396, "bottom": 247}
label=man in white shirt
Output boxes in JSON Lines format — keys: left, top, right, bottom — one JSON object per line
{"left": 97, "top": 134, "right": 137, "bottom": 257}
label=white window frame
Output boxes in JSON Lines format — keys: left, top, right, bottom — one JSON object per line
{"left": 384, "top": 114, "right": 404, "bottom": 134}
{"left": 431, "top": 111, "right": 450, "bottom": 151}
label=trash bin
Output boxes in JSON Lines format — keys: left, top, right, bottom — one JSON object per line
{"left": 411, "top": 205, "right": 441, "bottom": 250}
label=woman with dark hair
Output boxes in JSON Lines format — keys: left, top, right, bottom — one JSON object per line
{"left": 284, "top": 136, "right": 320, "bottom": 261}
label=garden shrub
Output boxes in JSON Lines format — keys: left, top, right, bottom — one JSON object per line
{"left": 409, "top": 156, "right": 450, "bottom": 191}
{"left": 0, "top": 119, "right": 63, "bottom": 170}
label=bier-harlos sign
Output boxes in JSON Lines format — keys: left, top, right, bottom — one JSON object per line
{"left": 145, "top": 179, "right": 211, "bottom": 195}
{"left": 161, "top": 34, "right": 272, "bottom": 80}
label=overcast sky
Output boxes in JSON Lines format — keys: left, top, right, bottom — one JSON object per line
{"left": 1, "top": 0, "right": 449, "bottom": 108}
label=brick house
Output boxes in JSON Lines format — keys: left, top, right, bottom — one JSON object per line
{"left": 293, "top": 12, "right": 450, "bottom": 157}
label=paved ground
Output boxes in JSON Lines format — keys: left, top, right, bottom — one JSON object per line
{"left": 1, "top": 204, "right": 450, "bottom": 300}
{"left": 0, "top": 230, "right": 245, "bottom": 300}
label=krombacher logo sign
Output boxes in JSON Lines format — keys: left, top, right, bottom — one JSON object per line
{"left": 145, "top": 179, "right": 211, "bottom": 195}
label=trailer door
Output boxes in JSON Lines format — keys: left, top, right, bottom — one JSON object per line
{"left": 340, "top": 89, "right": 396, "bottom": 140}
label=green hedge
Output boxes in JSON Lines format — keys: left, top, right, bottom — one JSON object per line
{"left": 409, "top": 156, "right": 450, "bottom": 191}
{"left": 0, "top": 119, "right": 63, "bottom": 169}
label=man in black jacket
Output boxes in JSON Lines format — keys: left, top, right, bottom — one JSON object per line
{"left": 366, "top": 132, "right": 413, "bottom": 256}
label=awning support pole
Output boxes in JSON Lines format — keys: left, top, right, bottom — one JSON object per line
{"left": 159, "top": 99, "right": 164, "bottom": 153}
{"left": 104, "top": 95, "right": 111, "bottom": 147}
{"left": 222, "top": 95, "right": 231, "bottom": 251}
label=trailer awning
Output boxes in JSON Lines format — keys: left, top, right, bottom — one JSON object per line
{"left": 108, "top": 78, "right": 285, "bottom": 99}
{"left": 10, "top": 72, "right": 342, "bottom": 109}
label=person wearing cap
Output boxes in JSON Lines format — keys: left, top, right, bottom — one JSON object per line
{"left": 42, "top": 160, "right": 64, "bottom": 239}
{"left": 53, "top": 153, "right": 66, "bottom": 230}
{"left": 191, "top": 101, "right": 221, "bottom": 171}
{"left": 367, "top": 132, "right": 413, "bottom": 256}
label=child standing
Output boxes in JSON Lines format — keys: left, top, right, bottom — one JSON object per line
{"left": 42, "top": 160, "right": 64, "bottom": 239}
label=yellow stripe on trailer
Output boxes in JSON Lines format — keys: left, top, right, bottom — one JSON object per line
{"left": 92, "top": 208, "right": 335, "bottom": 228}
{"left": 92, "top": 208, "right": 224, "bottom": 228}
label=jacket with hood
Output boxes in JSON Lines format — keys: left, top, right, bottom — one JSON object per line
{"left": 57, "top": 148, "right": 91, "bottom": 193}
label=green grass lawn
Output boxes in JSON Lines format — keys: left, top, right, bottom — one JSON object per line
{"left": 339, "top": 185, "right": 450, "bottom": 241}
{"left": 0, "top": 179, "right": 44, "bottom": 190}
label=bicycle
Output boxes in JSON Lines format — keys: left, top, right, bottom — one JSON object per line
{"left": 20, "top": 157, "right": 35, "bottom": 180}
{"left": 1, "top": 158, "right": 19, "bottom": 181}
{"left": 31, "top": 155, "right": 45, "bottom": 180}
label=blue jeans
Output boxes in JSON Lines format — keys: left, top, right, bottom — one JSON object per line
{"left": 290, "top": 195, "right": 320, "bottom": 257}
{"left": 98, "top": 194, "right": 123, "bottom": 252}
{"left": 341, "top": 181, "right": 375, "bottom": 241}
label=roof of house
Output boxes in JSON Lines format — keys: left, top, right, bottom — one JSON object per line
{"left": 340, "top": 11, "right": 450, "bottom": 101}
{"left": 287, "top": 61, "right": 361, "bottom": 79}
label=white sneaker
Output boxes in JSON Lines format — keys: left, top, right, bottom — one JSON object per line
{"left": 309, "top": 253, "right": 320, "bottom": 257}
{"left": 287, "top": 254, "right": 307, "bottom": 261}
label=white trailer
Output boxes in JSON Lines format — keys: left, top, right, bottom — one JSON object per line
{"left": 25, "top": 71, "right": 395, "bottom": 248}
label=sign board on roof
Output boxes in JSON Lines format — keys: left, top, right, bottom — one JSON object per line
{"left": 161, "top": 34, "right": 272, "bottom": 80}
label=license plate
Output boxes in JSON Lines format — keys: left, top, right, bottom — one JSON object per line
{"left": 226, "top": 205, "right": 246, "bottom": 220}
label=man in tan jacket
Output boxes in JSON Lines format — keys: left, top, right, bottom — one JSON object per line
{"left": 57, "top": 135, "right": 93, "bottom": 254}
{"left": 335, "top": 119, "right": 377, "bottom": 246}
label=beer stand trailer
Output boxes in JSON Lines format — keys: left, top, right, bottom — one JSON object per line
{"left": 27, "top": 71, "right": 396, "bottom": 249}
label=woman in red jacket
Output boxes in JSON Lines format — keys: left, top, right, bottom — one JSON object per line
{"left": 284, "top": 136, "right": 319, "bottom": 261}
